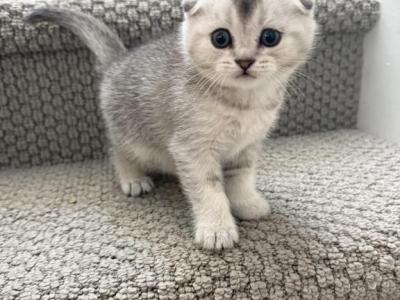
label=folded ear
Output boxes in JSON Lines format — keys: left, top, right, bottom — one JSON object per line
{"left": 295, "top": 0, "right": 314, "bottom": 13}
{"left": 182, "top": 0, "right": 201, "bottom": 16}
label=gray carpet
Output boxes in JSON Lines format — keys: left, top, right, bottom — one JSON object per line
{"left": 1, "top": 130, "right": 399, "bottom": 299}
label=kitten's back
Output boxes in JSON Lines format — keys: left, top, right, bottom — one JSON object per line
{"left": 101, "top": 32, "right": 186, "bottom": 148}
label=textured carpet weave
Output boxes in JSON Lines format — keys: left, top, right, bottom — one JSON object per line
{"left": 0, "top": 0, "right": 380, "bottom": 169}
{"left": 1, "top": 130, "right": 399, "bottom": 299}
{"left": 0, "top": 0, "right": 380, "bottom": 56}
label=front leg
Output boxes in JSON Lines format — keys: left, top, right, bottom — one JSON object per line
{"left": 224, "top": 144, "right": 271, "bottom": 220}
{"left": 171, "top": 145, "right": 238, "bottom": 250}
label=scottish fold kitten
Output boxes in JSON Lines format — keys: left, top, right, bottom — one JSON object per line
{"left": 26, "top": 0, "right": 316, "bottom": 250}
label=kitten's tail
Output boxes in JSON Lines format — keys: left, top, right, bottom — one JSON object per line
{"left": 25, "top": 7, "right": 127, "bottom": 67}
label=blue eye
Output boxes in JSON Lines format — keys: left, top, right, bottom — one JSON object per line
{"left": 211, "top": 29, "right": 232, "bottom": 49}
{"left": 260, "top": 28, "right": 281, "bottom": 47}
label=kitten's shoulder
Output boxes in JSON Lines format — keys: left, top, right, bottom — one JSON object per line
{"left": 105, "top": 29, "right": 184, "bottom": 80}
{"left": 129, "top": 30, "right": 183, "bottom": 68}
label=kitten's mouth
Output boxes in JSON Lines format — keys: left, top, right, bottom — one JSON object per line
{"left": 237, "top": 72, "right": 256, "bottom": 79}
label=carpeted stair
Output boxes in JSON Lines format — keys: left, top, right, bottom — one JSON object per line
{"left": 1, "top": 1, "right": 399, "bottom": 299}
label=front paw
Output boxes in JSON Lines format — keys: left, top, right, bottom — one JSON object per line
{"left": 230, "top": 191, "right": 271, "bottom": 221}
{"left": 120, "top": 176, "right": 154, "bottom": 197}
{"left": 195, "top": 218, "right": 239, "bottom": 250}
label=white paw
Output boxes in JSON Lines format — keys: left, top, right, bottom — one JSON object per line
{"left": 120, "top": 176, "right": 154, "bottom": 197}
{"left": 195, "top": 221, "right": 239, "bottom": 250}
{"left": 231, "top": 192, "right": 271, "bottom": 220}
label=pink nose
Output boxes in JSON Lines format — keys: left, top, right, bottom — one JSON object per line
{"left": 235, "top": 59, "right": 255, "bottom": 71}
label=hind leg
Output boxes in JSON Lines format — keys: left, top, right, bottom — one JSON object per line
{"left": 112, "top": 149, "right": 154, "bottom": 197}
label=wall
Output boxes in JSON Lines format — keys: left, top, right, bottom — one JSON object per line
{"left": 358, "top": 0, "right": 400, "bottom": 143}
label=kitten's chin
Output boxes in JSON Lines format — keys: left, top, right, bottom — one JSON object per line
{"left": 225, "top": 75, "right": 264, "bottom": 90}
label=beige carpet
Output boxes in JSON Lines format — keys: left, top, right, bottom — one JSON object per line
{"left": 0, "top": 130, "right": 399, "bottom": 299}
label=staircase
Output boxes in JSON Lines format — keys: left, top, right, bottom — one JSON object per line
{"left": 1, "top": 1, "right": 399, "bottom": 299}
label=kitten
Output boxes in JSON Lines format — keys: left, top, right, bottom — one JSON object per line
{"left": 26, "top": 0, "right": 316, "bottom": 250}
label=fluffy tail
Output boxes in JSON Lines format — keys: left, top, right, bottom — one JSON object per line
{"left": 25, "top": 7, "right": 127, "bottom": 67}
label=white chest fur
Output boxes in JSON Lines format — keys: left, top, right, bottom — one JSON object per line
{"left": 223, "top": 107, "right": 277, "bottom": 158}
{"left": 198, "top": 98, "right": 279, "bottom": 159}
{"left": 231, "top": 108, "right": 276, "bottom": 150}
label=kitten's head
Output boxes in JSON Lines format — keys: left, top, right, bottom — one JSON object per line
{"left": 182, "top": 0, "right": 317, "bottom": 89}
